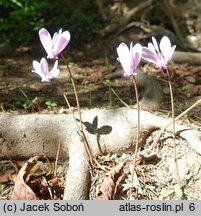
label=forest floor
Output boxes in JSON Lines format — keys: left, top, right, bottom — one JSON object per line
{"left": 0, "top": 41, "right": 201, "bottom": 200}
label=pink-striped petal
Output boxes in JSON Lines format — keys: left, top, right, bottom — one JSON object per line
{"left": 152, "top": 37, "right": 160, "bottom": 54}
{"left": 117, "top": 43, "right": 131, "bottom": 76}
{"left": 142, "top": 47, "right": 158, "bottom": 65}
{"left": 53, "top": 36, "right": 69, "bottom": 57}
{"left": 132, "top": 43, "right": 142, "bottom": 69}
{"left": 39, "top": 28, "right": 53, "bottom": 58}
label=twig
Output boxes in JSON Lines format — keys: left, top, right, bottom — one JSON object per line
{"left": 153, "top": 98, "right": 201, "bottom": 146}
{"left": 53, "top": 141, "right": 61, "bottom": 177}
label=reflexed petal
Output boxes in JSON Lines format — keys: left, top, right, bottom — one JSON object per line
{"left": 160, "top": 36, "right": 171, "bottom": 62}
{"left": 152, "top": 37, "right": 160, "bottom": 53}
{"left": 50, "top": 68, "right": 60, "bottom": 78}
{"left": 142, "top": 47, "right": 158, "bottom": 65}
{"left": 169, "top": 45, "right": 176, "bottom": 61}
{"left": 53, "top": 37, "right": 69, "bottom": 57}
{"left": 52, "top": 32, "right": 58, "bottom": 46}
{"left": 117, "top": 43, "right": 131, "bottom": 75}
{"left": 129, "top": 42, "right": 134, "bottom": 70}
{"left": 52, "top": 31, "right": 70, "bottom": 57}
{"left": 40, "top": 58, "right": 52, "bottom": 81}
{"left": 160, "top": 36, "right": 176, "bottom": 62}
{"left": 148, "top": 43, "right": 156, "bottom": 55}
{"left": 58, "top": 29, "right": 62, "bottom": 34}
{"left": 160, "top": 36, "right": 171, "bottom": 50}
{"left": 39, "top": 28, "right": 53, "bottom": 58}
{"left": 132, "top": 43, "right": 142, "bottom": 69}
{"left": 50, "top": 60, "right": 60, "bottom": 77}
{"left": 32, "top": 60, "right": 41, "bottom": 73}
{"left": 53, "top": 59, "right": 58, "bottom": 69}
{"left": 61, "top": 31, "right": 71, "bottom": 41}
{"left": 40, "top": 58, "right": 49, "bottom": 75}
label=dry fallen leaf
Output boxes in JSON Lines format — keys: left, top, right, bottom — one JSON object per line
{"left": 96, "top": 161, "right": 130, "bottom": 200}
{"left": 0, "top": 170, "right": 16, "bottom": 183}
{"left": 11, "top": 156, "right": 40, "bottom": 200}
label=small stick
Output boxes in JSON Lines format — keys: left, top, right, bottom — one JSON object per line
{"left": 54, "top": 141, "right": 61, "bottom": 177}
{"left": 153, "top": 98, "right": 201, "bottom": 146}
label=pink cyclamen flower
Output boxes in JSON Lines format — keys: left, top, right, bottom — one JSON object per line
{"left": 117, "top": 42, "right": 142, "bottom": 76}
{"left": 142, "top": 36, "right": 176, "bottom": 69}
{"left": 39, "top": 28, "right": 70, "bottom": 59}
{"left": 32, "top": 58, "right": 60, "bottom": 82}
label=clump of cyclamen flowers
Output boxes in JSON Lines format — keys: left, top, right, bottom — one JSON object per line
{"left": 116, "top": 35, "right": 179, "bottom": 192}
{"left": 32, "top": 28, "right": 70, "bottom": 82}
{"left": 31, "top": 27, "right": 94, "bottom": 168}
{"left": 116, "top": 36, "right": 176, "bottom": 75}
{"left": 142, "top": 36, "right": 176, "bottom": 69}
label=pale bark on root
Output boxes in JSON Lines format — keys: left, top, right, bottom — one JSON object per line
{"left": 173, "top": 51, "right": 201, "bottom": 66}
{"left": 0, "top": 108, "right": 201, "bottom": 199}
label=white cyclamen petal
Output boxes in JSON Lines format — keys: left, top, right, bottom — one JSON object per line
{"left": 142, "top": 47, "right": 159, "bottom": 65}
{"left": 132, "top": 43, "right": 142, "bottom": 68}
{"left": 50, "top": 60, "right": 60, "bottom": 77}
{"left": 168, "top": 45, "right": 176, "bottom": 61}
{"left": 117, "top": 43, "right": 131, "bottom": 75}
{"left": 32, "top": 60, "right": 41, "bottom": 73}
{"left": 50, "top": 68, "right": 60, "bottom": 78}
{"left": 40, "top": 58, "right": 49, "bottom": 75}
{"left": 39, "top": 28, "right": 53, "bottom": 58}
{"left": 160, "top": 36, "right": 173, "bottom": 62}
{"left": 62, "top": 31, "right": 71, "bottom": 41}
{"left": 152, "top": 36, "right": 160, "bottom": 53}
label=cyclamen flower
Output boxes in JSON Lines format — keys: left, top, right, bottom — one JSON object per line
{"left": 117, "top": 42, "right": 142, "bottom": 76}
{"left": 39, "top": 28, "right": 70, "bottom": 59}
{"left": 32, "top": 58, "right": 60, "bottom": 82}
{"left": 142, "top": 36, "right": 176, "bottom": 69}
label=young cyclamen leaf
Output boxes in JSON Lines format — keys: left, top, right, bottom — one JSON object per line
{"left": 116, "top": 42, "right": 142, "bottom": 76}
{"left": 32, "top": 58, "right": 60, "bottom": 82}
{"left": 39, "top": 28, "right": 70, "bottom": 59}
{"left": 142, "top": 36, "right": 176, "bottom": 69}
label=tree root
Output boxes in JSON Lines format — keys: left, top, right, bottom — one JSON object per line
{"left": 0, "top": 108, "right": 200, "bottom": 199}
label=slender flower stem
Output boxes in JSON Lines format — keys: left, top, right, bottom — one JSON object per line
{"left": 60, "top": 53, "right": 94, "bottom": 168}
{"left": 165, "top": 68, "right": 181, "bottom": 187}
{"left": 55, "top": 79, "right": 80, "bottom": 128}
{"left": 60, "top": 53, "right": 83, "bottom": 131}
{"left": 131, "top": 75, "right": 140, "bottom": 195}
